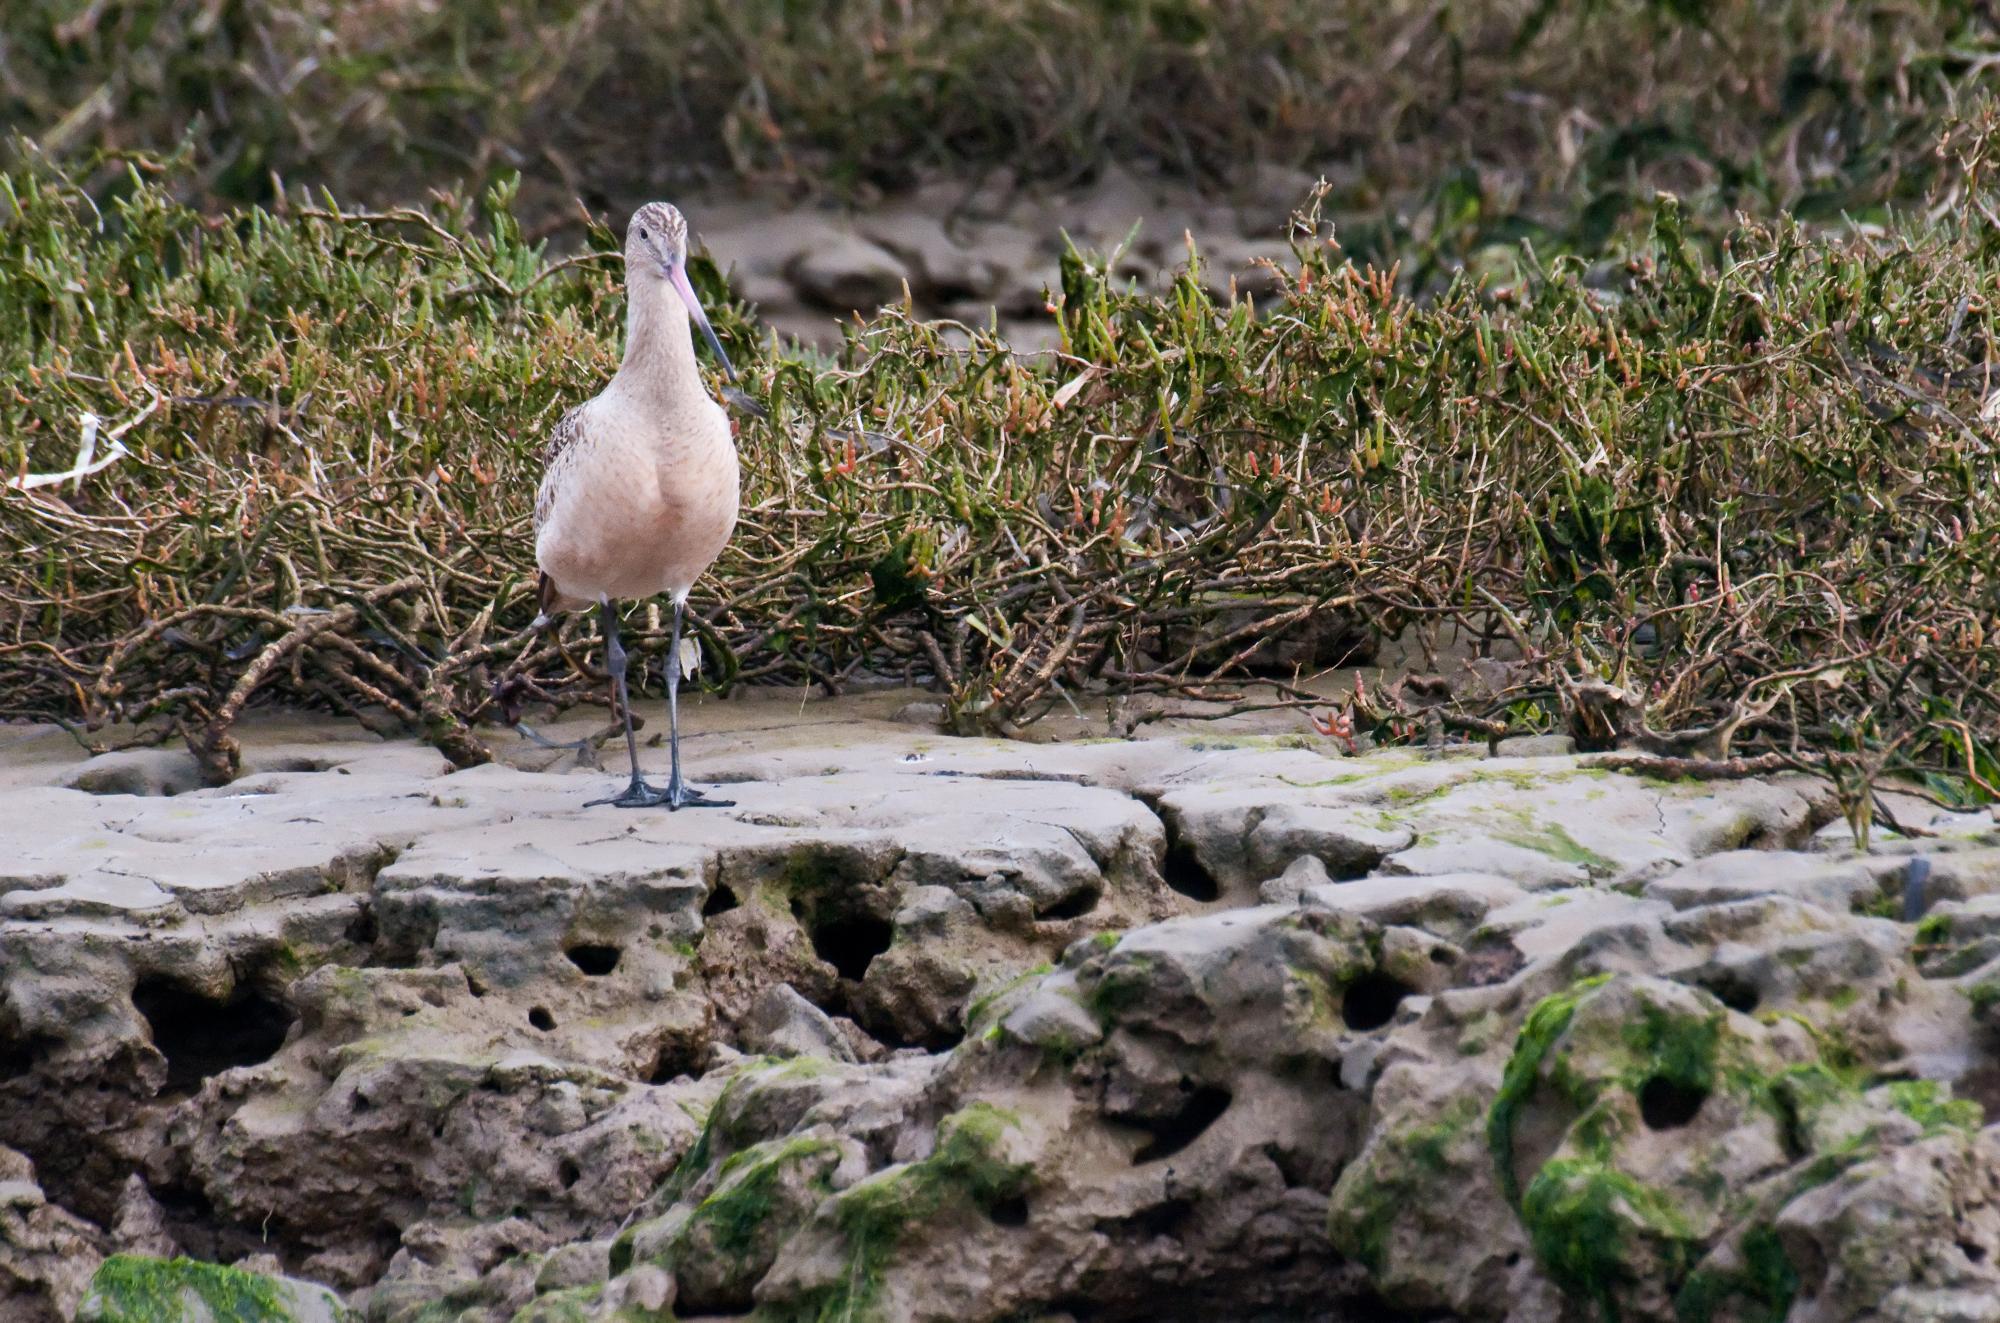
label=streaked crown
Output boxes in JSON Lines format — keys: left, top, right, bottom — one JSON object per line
{"left": 627, "top": 202, "right": 688, "bottom": 260}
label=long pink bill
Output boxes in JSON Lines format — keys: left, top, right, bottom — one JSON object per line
{"left": 669, "top": 260, "right": 737, "bottom": 384}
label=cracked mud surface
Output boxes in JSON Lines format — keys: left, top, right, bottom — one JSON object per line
{"left": 5, "top": 696, "right": 2000, "bottom": 1321}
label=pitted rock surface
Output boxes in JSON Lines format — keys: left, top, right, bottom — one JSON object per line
{"left": 1, "top": 703, "right": 1996, "bottom": 1322}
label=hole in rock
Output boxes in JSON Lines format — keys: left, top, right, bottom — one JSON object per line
{"left": 344, "top": 906, "right": 378, "bottom": 947}
{"left": 1962, "top": 1240, "right": 1989, "bottom": 1263}
{"left": 647, "top": 1038, "right": 708, "bottom": 1085}
{"left": 1459, "top": 939, "right": 1527, "bottom": 988}
{"left": 149, "top": 1180, "right": 266, "bottom": 1263}
{"left": 1697, "top": 973, "right": 1760, "bottom": 1015}
{"left": 1132, "top": 1086, "right": 1232, "bottom": 1164}
{"left": 989, "top": 1194, "right": 1029, "bottom": 1227}
{"left": 1162, "top": 840, "right": 1220, "bottom": 903}
{"left": 1127, "top": 1197, "right": 1195, "bottom": 1238}
{"left": 1639, "top": 1075, "right": 1707, "bottom": 1130}
{"left": 565, "top": 944, "right": 621, "bottom": 976}
{"left": 1036, "top": 888, "right": 1101, "bottom": 922}
{"left": 366, "top": 907, "right": 438, "bottom": 970}
{"left": 1341, "top": 973, "right": 1413, "bottom": 1032}
{"left": 703, "top": 883, "right": 739, "bottom": 917}
{"left": 528, "top": 1007, "right": 556, "bottom": 1032}
{"left": 856, "top": 1007, "right": 962, "bottom": 1055}
{"left": 0, "top": 1032, "right": 52, "bottom": 1081}
{"left": 133, "top": 978, "right": 292, "bottom": 1095}
{"left": 1258, "top": 1141, "right": 1322, "bottom": 1190}
{"left": 807, "top": 912, "right": 895, "bottom": 982}
{"left": 559, "top": 1159, "right": 581, "bottom": 1189}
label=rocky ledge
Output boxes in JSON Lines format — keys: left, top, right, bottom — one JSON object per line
{"left": 2, "top": 698, "right": 1998, "bottom": 1322}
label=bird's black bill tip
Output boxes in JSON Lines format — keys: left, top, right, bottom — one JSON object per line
{"left": 696, "top": 318, "right": 738, "bottom": 385}
{"left": 668, "top": 260, "right": 738, "bottom": 385}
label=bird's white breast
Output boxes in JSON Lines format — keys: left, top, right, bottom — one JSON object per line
{"left": 535, "top": 391, "right": 739, "bottom": 604}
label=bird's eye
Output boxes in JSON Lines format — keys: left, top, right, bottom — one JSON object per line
{"left": 637, "top": 225, "right": 649, "bottom": 239}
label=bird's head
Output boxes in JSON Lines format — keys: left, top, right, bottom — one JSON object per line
{"left": 625, "top": 201, "right": 735, "bottom": 382}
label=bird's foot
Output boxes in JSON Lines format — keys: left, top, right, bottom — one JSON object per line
{"left": 662, "top": 775, "right": 735, "bottom": 811}
{"left": 586, "top": 774, "right": 734, "bottom": 811}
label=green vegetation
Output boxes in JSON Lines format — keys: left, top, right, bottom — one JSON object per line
{"left": 1328, "top": 1095, "right": 1483, "bottom": 1274}
{"left": 1487, "top": 975, "right": 1990, "bottom": 1321}
{"left": 1675, "top": 1225, "right": 1799, "bottom": 1323}
{"left": 81, "top": 1255, "right": 330, "bottom": 1323}
{"left": 1495, "top": 985, "right": 1728, "bottom": 1315}
{"left": 769, "top": 1103, "right": 1032, "bottom": 1322}
{"left": 1495, "top": 822, "right": 1619, "bottom": 877}
{"left": 1673, "top": 1062, "right": 1939, "bottom": 1323}
{"left": 1522, "top": 1159, "right": 1697, "bottom": 1317}
{"left": 5, "top": 5, "right": 2000, "bottom": 817}
{"left": 7, "top": 140, "right": 2000, "bottom": 810}
{"left": 961, "top": 962, "right": 1054, "bottom": 1034}
{"left": 1851, "top": 889, "right": 1903, "bottom": 921}
{"left": 1883, "top": 1078, "right": 1984, "bottom": 1135}
{"left": 7, "top": 0, "right": 1992, "bottom": 264}
{"left": 1624, "top": 999, "right": 1726, "bottom": 1102}
{"left": 1489, "top": 980, "right": 1742, "bottom": 1318}
{"left": 1488, "top": 973, "right": 1612, "bottom": 1204}
{"left": 1083, "top": 955, "right": 1158, "bottom": 1025}
{"left": 688, "top": 1136, "right": 842, "bottom": 1262}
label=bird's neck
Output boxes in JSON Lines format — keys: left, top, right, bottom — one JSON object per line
{"left": 612, "top": 277, "right": 704, "bottom": 404}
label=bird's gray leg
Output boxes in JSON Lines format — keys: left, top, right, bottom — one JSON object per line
{"left": 663, "top": 599, "right": 733, "bottom": 810}
{"left": 586, "top": 601, "right": 671, "bottom": 808}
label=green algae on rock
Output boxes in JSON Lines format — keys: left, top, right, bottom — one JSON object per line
{"left": 624, "top": 1134, "right": 850, "bottom": 1314}
{"left": 1328, "top": 1095, "right": 1487, "bottom": 1276}
{"left": 79, "top": 1255, "right": 350, "bottom": 1323}
{"left": 1471, "top": 972, "right": 1995, "bottom": 1321}
{"left": 758, "top": 1104, "right": 1034, "bottom": 1322}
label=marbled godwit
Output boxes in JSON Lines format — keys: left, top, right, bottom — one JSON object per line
{"left": 534, "top": 202, "right": 738, "bottom": 809}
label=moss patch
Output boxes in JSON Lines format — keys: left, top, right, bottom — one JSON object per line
{"left": 1486, "top": 977, "right": 1986, "bottom": 1322}
{"left": 1623, "top": 998, "right": 1724, "bottom": 1100}
{"left": 1673, "top": 1224, "right": 1799, "bottom": 1323}
{"left": 1494, "top": 821, "right": 1618, "bottom": 876}
{"left": 1487, "top": 973, "right": 1612, "bottom": 1205}
{"left": 772, "top": 1104, "right": 1032, "bottom": 1322}
{"left": 1850, "top": 889, "right": 1902, "bottom": 920}
{"left": 1520, "top": 1159, "right": 1696, "bottom": 1318}
{"left": 1328, "top": 1095, "right": 1482, "bottom": 1274}
{"left": 1083, "top": 956, "right": 1156, "bottom": 1025}
{"left": 83, "top": 1256, "right": 321, "bottom": 1323}
{"left": 1965, "top": 981, "right": 2000, "bottom": 1015}
{"left": 962, "top": 962, "right": 1054, "bottom": 1033}
{"left": 1883, "top": 1079, "right": 1983, "bottom": 1135}
{"left": 686, "top": 1136, "right": 842, "bottom": 1262}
